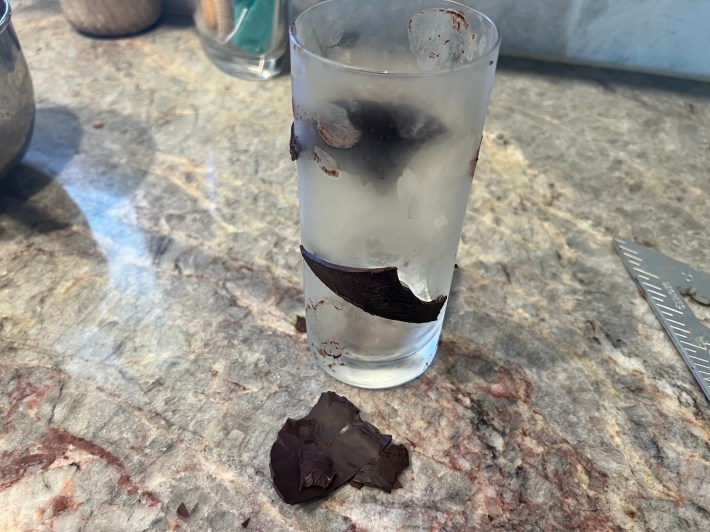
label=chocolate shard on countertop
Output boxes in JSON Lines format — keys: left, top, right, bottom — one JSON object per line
{"left": 350, "top": 442, "right": 409, "bottom": 493}
{"left": 301, "top": 245, "right": 446, "bottom": 323}
{"left": 270, "top": 391, "right": 391, "bottom": 505}
{"left": 176, "top": 502, "right": 190, "bottom": 519}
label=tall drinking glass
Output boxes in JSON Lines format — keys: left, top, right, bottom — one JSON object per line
{"left": 290, "top": 0, "right": 500, "bottom": 388}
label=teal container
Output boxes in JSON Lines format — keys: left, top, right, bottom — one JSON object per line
{"left": 195, "top": 0, "right": 287, "bottom": 80}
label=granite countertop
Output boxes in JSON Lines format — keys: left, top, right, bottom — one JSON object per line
{"left": 2, "top": 2, "right": 710, "bottom": 530}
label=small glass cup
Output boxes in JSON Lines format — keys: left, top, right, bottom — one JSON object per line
{"left": 195, "top": 0, "right": 288, "bottom": 80}
{"left": 290, "top": 0, "right": 500, "bottom": 388}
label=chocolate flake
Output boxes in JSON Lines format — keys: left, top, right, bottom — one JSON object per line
{"left": 294, "top": 315, "right": 307, "bottom": 333}
{"left": 289, "top": 123, "right": 301, "bottom": 161}
{"left": 176, "top": 502, "right": 190, "bottom": 519}
{"left": 350, "top": 442, "right": 409, "bottom": 493}
{"left": 468, "top": 135, "right": 483, "bottom": 179}
{"left": 270, "top": 392, "right": 391, "bottom": 504}
{"left": 241, "top": 517, "right": 251, "bottom": 528}
{"left": 301, "top": 246, "right": 446, "bottom": 323}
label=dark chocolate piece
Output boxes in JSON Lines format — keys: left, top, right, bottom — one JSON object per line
{"left": 289, "top": 123, "right": 301, "bottom": 161}
{"left": 299, "top": 450, "right": 334, "bottom": 490}
{"left": 176, "top": 502, "right": 190, "bottom": 519}
{"left": 270, "top": 391, "right": 391, "bottom": 505}
{"left": 301, "top": 246, "right": 446, "bottom": 323}
{"left": 468, "top": 136, "right": 483, "bottom": 179}
{"left": 350, "top": 442, "right": 409, "bottom": 493}
{"left": 294, "top": 315, "right": 307, "bottom": 333}
{"left": 241, "top": 517, "right": 251, "bottom": 528}
{"left": 309, "top": 100, "right": 446, "bottom": 191}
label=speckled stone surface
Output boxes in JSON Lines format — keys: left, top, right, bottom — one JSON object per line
{"left": 2, "top": 2, "right": 710, "bottom": 530}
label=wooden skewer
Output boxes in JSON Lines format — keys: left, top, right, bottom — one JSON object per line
{"left": 201, "top": 0, "right": 218, "bottom": 29}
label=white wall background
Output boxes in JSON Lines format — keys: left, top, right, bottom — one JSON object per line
{"left": 468, "top": 0, "right": 710, "bottom": 80}
{"left": 165, "top": 0, "right": 710, "bottom": 80}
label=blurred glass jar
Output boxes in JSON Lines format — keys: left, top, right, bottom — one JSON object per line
{"left": 195, "top": 0, "right": 288, "bottom": 80}
{"left": 59, "top": 0, "right": 162, "bottom": 37}
{"left": 0, "top": 0, "right": 35, "bottom": 180}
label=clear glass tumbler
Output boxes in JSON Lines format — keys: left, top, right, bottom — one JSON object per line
{"left": 195, "top": 0, "right": 288, "bottom": 80}
{"left": 290, "top": 0, "right": 500, "bottom": 388}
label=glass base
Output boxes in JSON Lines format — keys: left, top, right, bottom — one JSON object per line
{"left": 313, "top": 327, "right": 441, "bottom": 389}
{"left": 199, "top": 37, "right": 285, "bottom": 81}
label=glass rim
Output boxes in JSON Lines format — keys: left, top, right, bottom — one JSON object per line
{"left": 0, "top": 0, "right": 10, "bottom": 34}
{"left": 289, "top": 0, "right": 501, "bottom": 77}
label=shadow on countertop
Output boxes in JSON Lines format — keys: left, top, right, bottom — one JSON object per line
{"left": 497, "top": 56, "right": 710, "bottom": 99}
{"left": 0, "top": 103, "right": 158, "bottom": 260}
{"left": 0, "top": 164, "right": 74, "bottom": 237}
{"left": 0, "top": 106, "right": 82, "bottom": 241}
{"left": 159, "top": 13, "right": 194, "bottom": 30}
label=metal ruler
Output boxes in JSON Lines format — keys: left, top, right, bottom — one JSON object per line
{"left": 614, "top": 237, "right": 710, "bottom": 403}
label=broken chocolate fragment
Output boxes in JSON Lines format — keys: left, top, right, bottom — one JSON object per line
{"left": 301, "top": 246, "right": 446, "bottom": 323}
{"left": 289, "top": 123, "right": 301, "bottom": 161}
{"left": 299, "top": 450, "right": 335, "bottom": 489}
{"left": 176, "top": 502, "right": 190, "bottom": 519}
{"left": 294, "top": 315, "right": 307, "bottom": 333}
{"left": 469, "top": 140, "right": 481, "bottom": 179}
{"left": 350, "top": 442, "right": 409, "bottom": 493}
{"left": 270, "top": 391, "right": 391, "bottom": 504}
{"left": 241, "top": 517, "right": 251, "bottom": 528}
